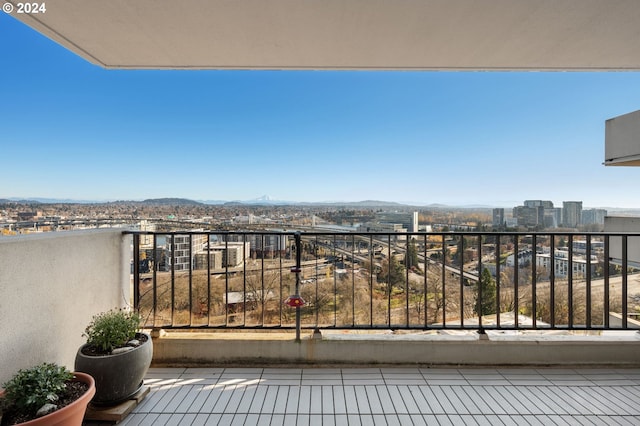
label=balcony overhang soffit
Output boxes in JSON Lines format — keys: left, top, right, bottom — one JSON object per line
{"left": 8, "top": 0, "right": 640, "bottom": 70}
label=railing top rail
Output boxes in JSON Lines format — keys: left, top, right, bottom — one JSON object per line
{"left": 124, "top": 230, "right": 640, "bottom": 236}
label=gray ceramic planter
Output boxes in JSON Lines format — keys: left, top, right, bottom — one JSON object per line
{"left": 74, "top": 332, "right": 153, "bottom": 406}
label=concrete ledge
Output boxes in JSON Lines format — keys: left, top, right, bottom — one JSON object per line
{"left": 151, "top": 331, "right": 640, "bottom": 367}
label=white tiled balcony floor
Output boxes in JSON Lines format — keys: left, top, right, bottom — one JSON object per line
{"left": 118, "top": 367, "right": 640, "bottom": 425}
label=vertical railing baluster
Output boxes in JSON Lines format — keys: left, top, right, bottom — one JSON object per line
{"left": 133, "top": 233, "right": 140, "bottom": 311}
{"left": 224, "top": 235, "right": 229, "bottom": 326}
{"left": 423, "top": 234, "right": 428, "bottom": 328}
{"left": 387, "top": 234, "right": 392, "bottom": 328}
{"left": 442, "top": 233, "right": 446, "bottom": 328}
{"left": 206, "top": 233, "right": 211, "bottom": 327}
{"left": 604, "top": 235, "right": 610, "bottom": 328}
{"left": 550, "top": 234, "right": 555, "bottom": 328}
{"left": 496, "top": 234, "right": 501, "bottom": 329}
{"left": 279, "top": 235, "right": 284, "bottom": 327}
{"left": 406, "top": 235, "right": 410, "bottom": 328}
{"left": 477, "top": 234, "right": 483, "bottom": 334}
{"left": 459, "top": 235, "right": 464, "bottom": 328}
{"left": 586, "top": 234, "right": 592, "bottom": 329}
{"left": 532, "top": 234, "right": 537, "bottom": 330}
{"left": 188, "top": 234, "right": 193, "bottom": 327}
{"left": 622, "top": 235, "right": 628, "bottom": 329}
{"left": 513, "top": 235, "right": 519, "bottom": 329}
{"left": 295, "top": 232, "right": 302, "bottom": 341}
{"left": 370, "top": 234, "right": 374, "bottom": 328}
{"left": 152, "top": 233, "right": 158, "bottom": 327}
{"left": 170, "top": 234, "right": 175, "bottom": 327}
{"left": 351, "top": 234, "right": 355, "bottom": 328}
{"left": 568, "top": 234, "right": 574, "bottom": 329}
{"left": 336, "top": 234, "right": 339, "bottom": 327}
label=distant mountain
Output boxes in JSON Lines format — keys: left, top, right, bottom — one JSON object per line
{"left": 217, "top": 195, "right": 298, "bottom": 206}
{"left": 3, "top": 197, "right": 97, "bottom": 204}
{"left": 140, "top": 198, "right": 205, "bottom": 206}
{"left": 335, "top": 200, "right": 403, "bottom": 207}
{"left": 457, "top": 204, "right": 495, "bottom": 209}
{"left": 198, "top": 199, "right": 227, "bottom": 205}
{"left": 254, "top": 194, "right": 273, "bottom": 202}
{"left": 241, "top": 195, "right": 292, "bottom": 205}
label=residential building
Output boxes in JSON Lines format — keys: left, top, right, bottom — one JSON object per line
{"left": 218, "top": 233, "right": 284, "bottom": 258}
{"left": 138, "top": 219, "right": 156, "bottom": 246}
{"left": 505, "top": 249, "right": 533, "bottom": 267}
{"left": 536, "top": 249, "right": 597, "bottom": 279}
{"left": 206, "top": 241, "right": 251, "bottom": 267}
{"left": 572, "top": 239, "right": 605, "bottom": 255}
{"left": 165, "top": 233, "right": 208, "bottom": 271}
{"left": 194, "top": 250, "right": 223, "bottom": 270}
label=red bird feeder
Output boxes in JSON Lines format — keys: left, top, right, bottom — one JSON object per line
{"left": 284, "top": 295, "right": 306, "bottom": 307}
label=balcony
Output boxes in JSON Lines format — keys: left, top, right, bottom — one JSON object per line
{"left": 3, "top": 228, "right": 640, "bottom": 424}
{"left": 4, "top": 228, "right": 640, "bottom": 371}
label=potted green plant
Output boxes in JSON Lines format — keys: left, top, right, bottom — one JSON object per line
{"left": 74, "top": 308, "right": 152, "bottom": 406}
{"left": 0, "top": 363, "right": 95, "bottom": 426}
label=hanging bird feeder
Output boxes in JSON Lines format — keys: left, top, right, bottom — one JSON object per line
{"left": 284, "top": 295, "right": 306, "bottom": 307}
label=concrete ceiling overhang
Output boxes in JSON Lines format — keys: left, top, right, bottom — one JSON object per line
{"left": 7, "top": 0, "right": 640, "bottom": 70}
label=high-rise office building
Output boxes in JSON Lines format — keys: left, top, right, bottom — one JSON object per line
{"left": 582, "top": 208, "right": 608, "bottom": 225}
{"left": 562, "top": 201, "right": 583, "bottom": 228}
{"left": 524, "top": 200, "right": 554, "bottom": 209}
{"left": 513, "top": 206, "right": 542, "bottom": 227}
{"left": 492, "top": 208, "right": 505, "bottom": 227}
{"left": 545, "top": 208, "right": 562, "bottom": 228}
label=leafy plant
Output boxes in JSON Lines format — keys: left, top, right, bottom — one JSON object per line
{"left": 1, "top": 363, "right": 73, "bottom": 416}
{"left": 83, "top": 308, "right": 141, "bottom": 353}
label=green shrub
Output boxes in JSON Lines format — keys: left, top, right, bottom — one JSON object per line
{"left": 84, "top": 308, "right": 141, "bottom": 353}
{"left": 1, "top": 363, "right": 73, "bottom": 415}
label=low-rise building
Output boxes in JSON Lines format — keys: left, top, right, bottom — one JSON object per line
{"left": 535, "top": 249, "right": 597, "bottom": 279}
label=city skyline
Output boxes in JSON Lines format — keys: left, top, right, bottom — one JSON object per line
{"left": 2, "top": 13, "right": 640, "bottom": 208}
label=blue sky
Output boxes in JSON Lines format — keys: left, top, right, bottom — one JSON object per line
{"left": 2, "top": 13, "right": 640, "bottom": 208}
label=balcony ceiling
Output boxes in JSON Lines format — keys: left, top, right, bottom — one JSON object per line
{"left": 10, "top": 0, "right": 640, "bottom": 70}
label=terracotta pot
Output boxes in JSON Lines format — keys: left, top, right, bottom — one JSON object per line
{"left": 74, "top": 332, "right": 152, "bottom": 406}
{"left": 0, "top": 372, "right": 95, "bottom": 426}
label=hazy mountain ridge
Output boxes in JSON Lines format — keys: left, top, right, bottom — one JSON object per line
{"left": 2, "top": 197, "right": 640, "bottom": 213}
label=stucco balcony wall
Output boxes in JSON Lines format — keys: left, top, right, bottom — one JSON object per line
{"left": 0, "top": 229, "right": 131, "bottom": 385}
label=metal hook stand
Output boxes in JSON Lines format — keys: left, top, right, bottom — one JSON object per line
{"left": 285, "top": 232, "right": 305, "bottom": 342}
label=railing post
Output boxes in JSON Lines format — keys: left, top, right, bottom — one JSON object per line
{"left": 294, "top": 232, "right": 302, "bottom": 341}
{"left": 132, "top": 233, "right": 140, "bottom": 311}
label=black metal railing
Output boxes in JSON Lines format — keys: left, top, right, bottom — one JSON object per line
{"left": 128, "top": 230, "right": 640, "bottom": 333}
